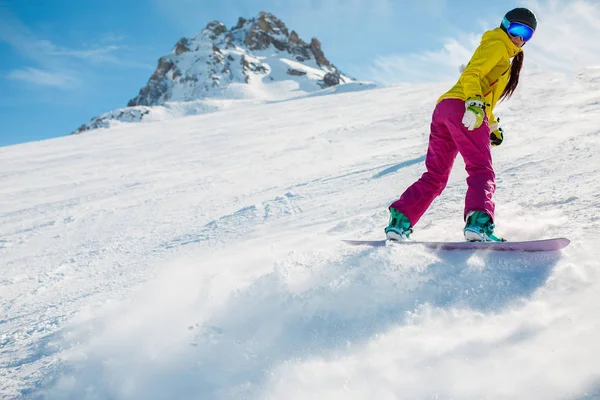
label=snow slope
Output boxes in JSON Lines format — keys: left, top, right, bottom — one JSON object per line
{"left": 1, "top": 68, "right": 600, "bottom": 399}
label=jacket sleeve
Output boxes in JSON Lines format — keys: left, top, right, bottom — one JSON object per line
{"left": 459, "top": 40, "right": 505, "bottom": 101}
{"left": 488, "top": 109, "right": 498, "bottom": 129}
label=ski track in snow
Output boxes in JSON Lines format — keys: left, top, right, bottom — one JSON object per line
{"left": 1, "top": 69, "right": 600, "bottom": 399}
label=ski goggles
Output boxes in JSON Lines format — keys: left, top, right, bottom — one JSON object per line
{"left": 502, "top": 17, "right": 535, "bottom": 41}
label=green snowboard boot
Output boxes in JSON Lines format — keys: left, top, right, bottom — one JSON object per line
{"left": 385, "top": 208, "right": 413, "bottom": 241}
{"left": 464, "top": 211, "right": 506, "bottom": 242}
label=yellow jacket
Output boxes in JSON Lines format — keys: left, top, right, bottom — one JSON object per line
{"left": 438, "top": 27, "right": 522, "bottom": 123}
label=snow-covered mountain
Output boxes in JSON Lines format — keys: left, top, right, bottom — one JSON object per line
{"left": 73, "top": 11, "right": 374, "bottom": 134}
{"left": 3, "top": 68, "right": 600, "bottom": 399}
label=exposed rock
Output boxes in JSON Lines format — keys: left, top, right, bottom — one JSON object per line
{"left": 323, "top": 72, "right": 341, "bottom": 87}
{"left": 289, "top": 31, "right": 304, "bottom": 46}
{"left": 241, "top": 55, "right": 267, "bottom": 82}
{"left": 244, "top": 11, "right": 290, "bottom": 51}
{"left": 309, "top": 38, "right": 331, "bottom": 67}
{"left": 205, "top": 21, "right": 227, "bottom": 39}
{"left": 174, "top": 38, "right": 190, "bottom": 55}
{"left": 235, "top": 17, "right": 247, "bottom": 30}
{"left": 287, "top": 69, "right": 307, "bottom": 76}
{"left": 74, "top": 108, "right": 151, "bottom": 133}
{"left": 151, "top": 57, "right": 176, "bottom": 81}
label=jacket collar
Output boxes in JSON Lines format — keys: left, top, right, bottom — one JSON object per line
{"left": 483, "top": 27, "right": 523, "bottom": 58}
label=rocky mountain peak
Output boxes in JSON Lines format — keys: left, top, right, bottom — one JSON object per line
{"left": 205, "top": 21, "right": 228, "bottom": 38}
{"left": 242, "top": 12, "right": 289, "bottom": 50}
{"left": 124, "top": 11, "right": 343, "bottom": 108}
{"left": 73, "top": 11, "right": 375, "bottom": 135}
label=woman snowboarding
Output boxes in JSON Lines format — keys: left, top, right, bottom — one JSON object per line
{"left": 385, "top": 7, "right": 537, "bottom": 242}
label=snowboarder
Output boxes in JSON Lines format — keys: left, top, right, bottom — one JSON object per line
{"left": 385, "top": 8, "right": 537, "bottom": 242}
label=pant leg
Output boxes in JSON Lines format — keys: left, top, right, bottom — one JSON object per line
{"left": 390, "top": 100, "right": 458, "bottom": 226}
{"left": 443, "top": 99, "right": 496, "bottom": 221}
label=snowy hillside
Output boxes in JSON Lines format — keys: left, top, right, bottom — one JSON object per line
{"left": 73, "top": 11, "right": 374, "bottom": 135}
{"left": 1, "top": 67, "right": 600, "bottom": 399}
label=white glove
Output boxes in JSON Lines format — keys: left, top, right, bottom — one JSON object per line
{"left": 462, "top": 98, "right": 485, "bottom": 131}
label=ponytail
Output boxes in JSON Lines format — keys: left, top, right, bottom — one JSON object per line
{"left": 499, "top": 52, "right": 524, "bottom": 101}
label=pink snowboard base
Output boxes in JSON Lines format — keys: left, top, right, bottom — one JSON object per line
{"left": 342, "top": 238, "right": 570, "bottom": 252}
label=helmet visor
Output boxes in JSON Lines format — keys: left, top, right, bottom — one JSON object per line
{"left": 502, "top": 17, "right": 535, "bottom": 41}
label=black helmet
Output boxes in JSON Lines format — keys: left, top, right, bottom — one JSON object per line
{"left": 503, "top": 7, "right": 537, "bottom": 31}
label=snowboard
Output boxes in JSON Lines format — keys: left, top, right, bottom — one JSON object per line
{"left": 342, "top": 237, "right": 570, "bottom": 252}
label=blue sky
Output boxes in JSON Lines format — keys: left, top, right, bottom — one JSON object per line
{"left": 1, "top": 0, "right": 600, "bottom": 147}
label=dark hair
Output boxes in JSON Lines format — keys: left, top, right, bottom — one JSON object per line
{"left": 499, "top": 52, "right": 524, "bottom": 101}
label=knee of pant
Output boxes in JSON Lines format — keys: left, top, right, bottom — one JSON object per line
{"left": 423, "top": 173, "right": 449, "bottom": 194}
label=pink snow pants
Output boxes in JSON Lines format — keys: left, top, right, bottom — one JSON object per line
{"left": 389, "top": 98, "right": 495, "bottom": 225}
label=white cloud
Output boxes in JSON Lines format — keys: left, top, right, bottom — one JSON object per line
{"left": 99, "top": 32, "right": 126, "bottom": 44}
{"left": 365, "top": 34, "right": 480, "bottom": 84}
{"left": 525, "top": 0, "right": 600, "bottom": 72}
{"left": 364, "top": 0, "right": 600, "bottom": 84}
{"left": 6, "top": 67, "right": 79, "bottom": 88}
{"left": 0, "top": 4, "right": 149, "bottom": 90}
{"left": 50, "top": 45, "right": 123, "bottom": 63}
